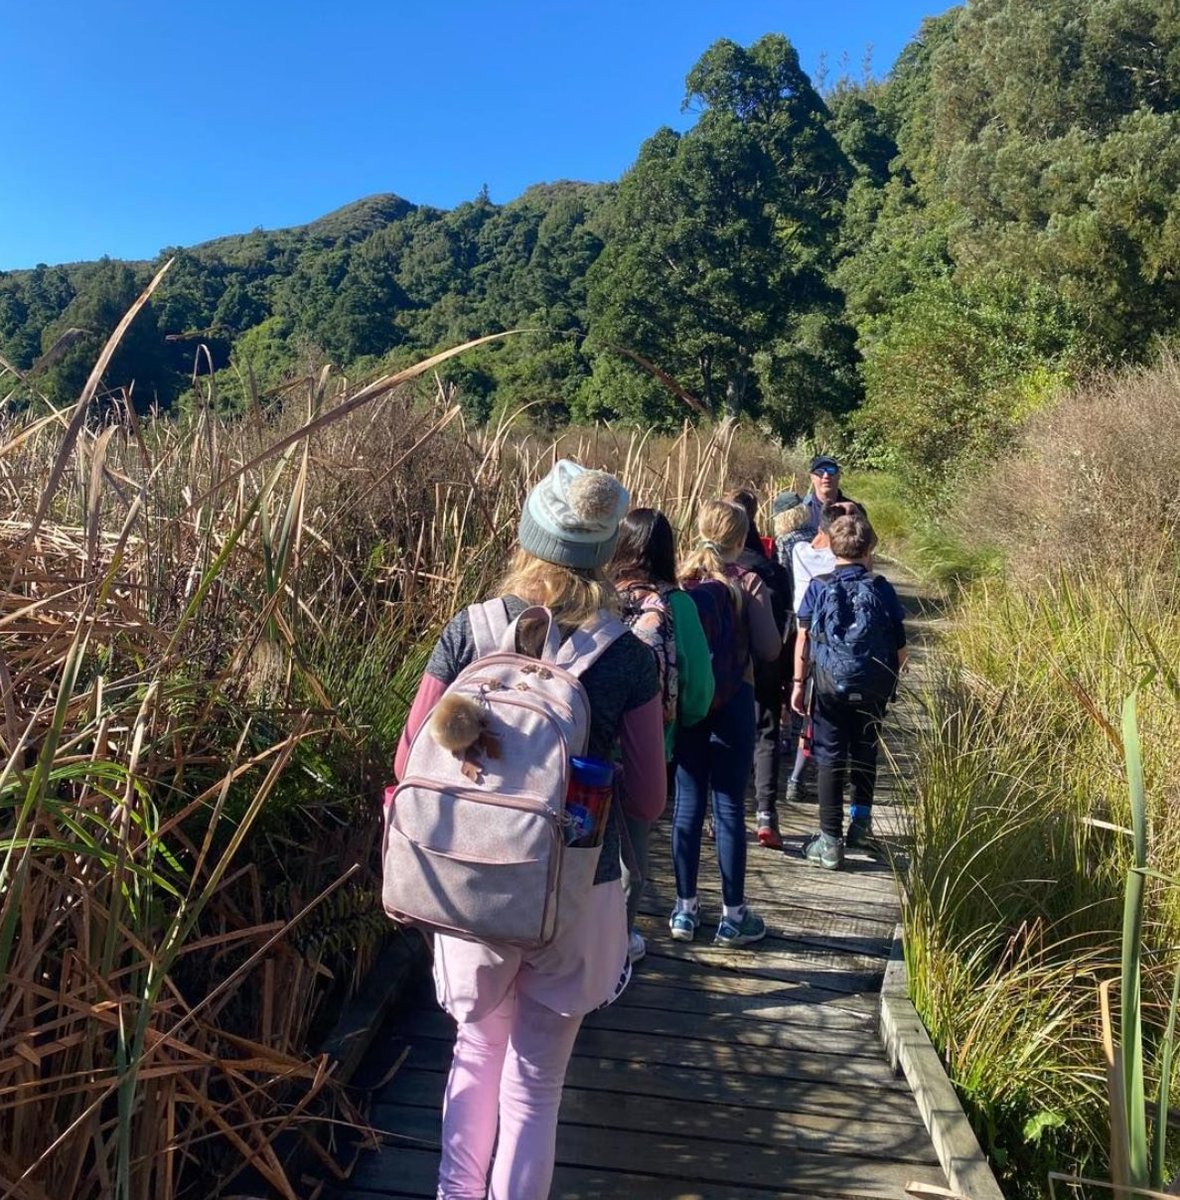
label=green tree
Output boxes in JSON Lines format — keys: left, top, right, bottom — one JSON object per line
{"left": 907, "top": 0, "right": 1180, "bottom": 352}
{"left": 854, "top": 276, "right": 1083, "bottom": 492}
{"left": 39, "top": 260, "right": 178, "bottom": 409}
{"left": 585, "top": 35, "right": 855, "bottom": 435}
{"left": 0, "top": 264, "right": 75, "bottom": 369}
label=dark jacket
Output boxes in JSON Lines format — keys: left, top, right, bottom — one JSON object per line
{"left": 802, "top": 489, "right": 866, "bottom": 538}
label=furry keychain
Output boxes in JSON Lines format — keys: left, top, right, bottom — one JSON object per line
{"left": 429, "top": 693, "right": 485, "bottom": 754}
{"left": 429, "top": 693, "right": 501, "bottom": 780}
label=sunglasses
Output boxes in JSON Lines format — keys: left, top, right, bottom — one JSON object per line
{"left": 812, "top": 466, "right": 840, "bottom": 477}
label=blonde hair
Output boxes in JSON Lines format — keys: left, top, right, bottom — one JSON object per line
{"left": 498, "top": 547, "right": 619, "bottom": 630}
{"left": 773, "top": 505, "right": 810, "bottom": 537}
{"left": 679, "top": 500, "right": 748, "bottom": 593}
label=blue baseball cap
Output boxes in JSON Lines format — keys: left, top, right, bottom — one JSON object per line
{"left": 809, "top": 455, "right": 841, "bottom": 475}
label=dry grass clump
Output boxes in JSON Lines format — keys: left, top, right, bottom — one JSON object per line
{"left": 903, "top": 354, "right": 1180, "bottom": 1195}
{"left": 957, "top": 351, "right": 1180, "bottom": 576}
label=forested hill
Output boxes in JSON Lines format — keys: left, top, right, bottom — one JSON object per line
{"left": 4, "top": 0, "right": 1180, "bottom": 492}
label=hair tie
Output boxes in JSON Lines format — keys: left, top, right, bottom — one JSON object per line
{"left": 701, "top": 539, "right": 724, "bottom": 555}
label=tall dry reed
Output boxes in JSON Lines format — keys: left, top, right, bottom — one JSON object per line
{"left": 0, "top": 296, "right": 791, "bottom": 1199}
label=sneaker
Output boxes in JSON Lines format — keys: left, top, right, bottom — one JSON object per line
{"left": 628, "top": 929, "right": 647, "bottom": 963}
{"left": 714, "top": 907, "right": 767, "bottom": 948}
{"left": 802, "top": 831, "right": 845, "bottom": 870}
{"left": 756, "top": 810, "right": 783, "bottom": 850}
{"left": 669, "top": 907, "right": 701, "bottom": 942}
{"left": 784, "top": 778, "right": 804, "bottom": 804}
{"left": 846, "top": 819, "right": 878, "bottom": 852}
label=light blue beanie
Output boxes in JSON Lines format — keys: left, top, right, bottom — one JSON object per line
{"left": 518, "top": 460, "right": 630, "bottom": 570}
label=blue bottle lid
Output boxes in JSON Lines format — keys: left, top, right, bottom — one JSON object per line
{"left": 569, "top": 755, "right": 614, "bottom": 788}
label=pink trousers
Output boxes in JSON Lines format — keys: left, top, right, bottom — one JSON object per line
{"left": 437, "top": 983, "right": 583, "bottom": 1199}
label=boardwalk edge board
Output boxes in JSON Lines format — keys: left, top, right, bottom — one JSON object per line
{"left": 305, "top": 930, "right": 431, "bottom": 1180}
{"left": 878, "top": 926, "right": 1006, "bottom": 1200}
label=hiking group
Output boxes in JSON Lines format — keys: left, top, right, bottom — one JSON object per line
{"left": 384, "top": 454, "right": 908, "bottom": 1199}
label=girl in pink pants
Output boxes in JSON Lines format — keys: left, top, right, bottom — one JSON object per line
{"left": 394, "top": 461, "right": 667, "bottom": 1199}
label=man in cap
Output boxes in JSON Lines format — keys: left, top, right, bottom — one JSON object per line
{"left": 802, "top": 455, "right": 857, "bottom": 537}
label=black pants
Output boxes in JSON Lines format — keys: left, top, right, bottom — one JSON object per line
{"left": 751, "top": 655, "right": 785, "bottom": 816}
{"left": 752, "top": 695, "right": 781, "bottom": 815}
{"left": 811, "top": 694, "right": 886, "bottom": 839}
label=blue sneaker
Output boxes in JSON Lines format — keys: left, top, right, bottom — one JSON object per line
{"left": 669, "top": 907, "right": 701, "bottom": 942}
{"left": 714, "top": 907, "right": 767, "bottom": 948}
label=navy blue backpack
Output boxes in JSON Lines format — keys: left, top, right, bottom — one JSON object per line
{"left": 809, "top": 574, "right": 898, "bottom": 706}
{"left": 687, "top": 577, "right": 749, "bottom": 714}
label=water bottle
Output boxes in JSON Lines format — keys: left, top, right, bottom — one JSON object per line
{"left": 566, "top": 756, "right": 614, "bottom": 848}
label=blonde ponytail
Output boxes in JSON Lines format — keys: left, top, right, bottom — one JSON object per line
{"left": 679, "top": 500, "right": 748, "bottom": 602}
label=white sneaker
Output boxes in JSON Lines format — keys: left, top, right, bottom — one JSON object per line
{"left": 628, "top": 929, "right": 646, "bottom": 963}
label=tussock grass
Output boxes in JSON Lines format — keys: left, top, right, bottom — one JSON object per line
{"left": 903, "top": 357, "right": 1180, "bottom": 1196}
{"left": 841, "top": 468, "right": 999, "bottom": 590}
{"left": 0, "top": 298, "right": 790, "bottom": 1198}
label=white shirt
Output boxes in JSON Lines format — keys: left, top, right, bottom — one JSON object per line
{"left": 791, "top": 541, "right": 836, "bottom": 615}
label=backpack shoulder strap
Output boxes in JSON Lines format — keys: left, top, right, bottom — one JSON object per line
{"left": 553, "top": 612, "right": 630, "bottom": 677}
{"left": 467, "top": 598, "right": 511, "bottom": 659}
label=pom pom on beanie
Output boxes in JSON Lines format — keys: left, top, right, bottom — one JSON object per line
{"left": 519, "top": 460, "right": 630, "bottom": 569}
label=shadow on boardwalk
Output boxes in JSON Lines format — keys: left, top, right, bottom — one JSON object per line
{"left": 335, "top": 577, "right": 946, "bottom": 1199}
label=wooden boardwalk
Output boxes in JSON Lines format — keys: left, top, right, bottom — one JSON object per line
{"left": 341, "top": 585, "right": 946, "bottom": 1199}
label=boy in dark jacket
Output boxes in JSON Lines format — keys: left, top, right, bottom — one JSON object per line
{"left": 790, "top": 510, "right": 907, "bottom": 870}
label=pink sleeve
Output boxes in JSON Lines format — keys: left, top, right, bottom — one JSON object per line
{"left": 618, "top": 694, "right": 668, "bottom": 821}
{"left": 393, "top": 674, "right": 448, "bottom": 782}
{"left": 743, "top": 574, "right": 784, "bottom": 663}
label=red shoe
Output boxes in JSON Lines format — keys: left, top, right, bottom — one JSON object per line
{"left": 756, "top": 812, "right": 783, "bottom": 850}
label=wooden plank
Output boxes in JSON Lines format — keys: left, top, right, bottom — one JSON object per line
{"left": 641, "top": 940, "right": 889, "bottom": 987}
{"left": 633, "top": 943, "right": 888, "bottom": 997}
{"left": 352, "top": 1108, "right": 947, "bottom": 1198}
{"left": 396, "top": 984, "right": 878, "bottom": 1051}
{"left": 379, "top": 1055, "right": 932, "bottom": 1126}
{"left": 602, "top": 977, "right": 874, "bottom": 1028}
{"left": 375, "top": 1082, "right": 939, "bottom": 1161}
{"left": 581, "top": 995, "right": 892, "bottom": 1056}
{"left": 345, "top": 1153, "right": 938, "bottom": 1200}
{"left": 624, "top": 955, "right": 880, "bottom": 1013}
{"left": 393, "top": 1020, "right": 908, "bottom": 1092}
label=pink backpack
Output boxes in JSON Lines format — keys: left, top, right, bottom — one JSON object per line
{"left": 382, "top": 600, "right": 627, "bottom": 949}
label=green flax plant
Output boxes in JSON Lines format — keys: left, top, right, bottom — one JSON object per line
{"left": 1097, "top": 689, "right": 1180, "bottom": 1200}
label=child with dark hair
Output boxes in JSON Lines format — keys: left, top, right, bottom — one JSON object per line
{"left": 726, "top": 489, "right": 792, "bottom": 850}
{"left": 609, "top": 508, "right": 714, "bottom": 963}
{"left": 789, "top": 511, "right": 906, "bottom": 871}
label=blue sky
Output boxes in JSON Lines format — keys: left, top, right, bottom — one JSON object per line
{"left": 1, "top": 1, "right": 947, "bottom": 270}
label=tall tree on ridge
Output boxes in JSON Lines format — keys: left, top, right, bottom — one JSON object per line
{"left": 583, "top": 34, "right": 855, "bottom": 435}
